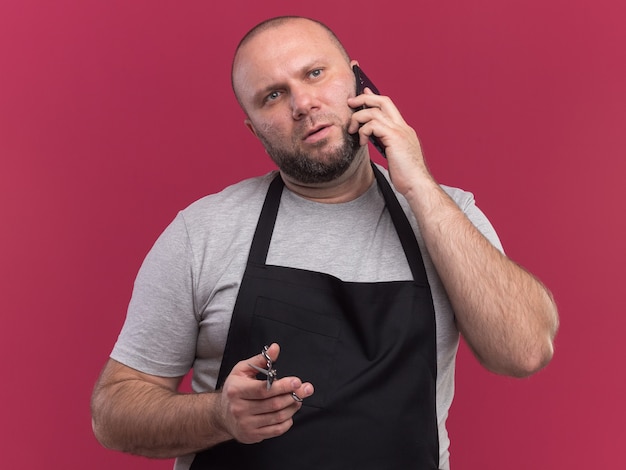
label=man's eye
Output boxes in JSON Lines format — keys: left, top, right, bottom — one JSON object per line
{"left": 266, "top": 91, "right": 281, "bottom": 102}
{"left": 309, "top": 69, "right": 322, "bottom": 78}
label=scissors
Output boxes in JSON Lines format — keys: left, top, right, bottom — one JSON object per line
{"left": 249, "top": 345, "right": 303, "bottom": 402}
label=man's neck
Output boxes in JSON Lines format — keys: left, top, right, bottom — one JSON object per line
{"left": 280, "top": 150, "right": 374, "bottom": 204}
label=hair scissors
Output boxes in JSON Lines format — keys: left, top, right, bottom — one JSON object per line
{"left": 249, "top": 345, "right": 303, "bottom": 402}
{"left": 248, "top": 345, "right": 278, "bottom": 390}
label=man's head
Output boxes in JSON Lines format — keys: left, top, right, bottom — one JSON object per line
{"left": 231, "top": 17, "right": 351, "bottom": 102}
{"left": 231, "top": 17, "right": 365, "bottom": 184}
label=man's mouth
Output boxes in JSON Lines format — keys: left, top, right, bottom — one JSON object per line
{"left": 303, "top": 124, "right": 332, "bottom": 143}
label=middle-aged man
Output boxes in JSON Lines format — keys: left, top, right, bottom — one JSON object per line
{"left": 91, "top": 16, "right": 559, "bottom": 470}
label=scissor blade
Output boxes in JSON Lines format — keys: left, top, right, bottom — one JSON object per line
{"left": 248, "top": 363, "right": 270, "bottom": 376}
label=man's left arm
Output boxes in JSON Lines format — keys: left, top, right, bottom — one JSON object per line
{"left": 349, "top": 89, "right": 559, "bottom": 377}
{"left": 402, "top": 175, "right": 558, "bottom": 377}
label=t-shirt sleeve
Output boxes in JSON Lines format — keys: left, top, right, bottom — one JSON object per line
{"left": 110, "top": 212, "right": 199, "bottom": 377}
{"left": 443, "top": 185, "right": 505, "bottom": 254}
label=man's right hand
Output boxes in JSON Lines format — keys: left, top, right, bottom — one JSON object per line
{"left": 215, "top": 343, "right": 314, "bottom": 444}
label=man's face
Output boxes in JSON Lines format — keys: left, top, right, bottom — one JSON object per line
{"left": 232, "top": 20, "right": 361, "bottom": 184}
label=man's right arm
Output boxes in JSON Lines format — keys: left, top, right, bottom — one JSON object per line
{"left": 91, "top": 345, "right": 313, "bottom": 458}
{"left": 91, "top": 358, "right": 230, "bottom": 458}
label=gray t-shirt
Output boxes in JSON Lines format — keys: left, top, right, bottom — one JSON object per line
{"left": 111, "top": 164, "right": 503, "bottom": 470}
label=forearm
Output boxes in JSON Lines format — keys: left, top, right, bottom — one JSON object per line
{"left": 347, "top": 89, "right": 558, "bottom": 375}
{"left": 91, "top": 367, "right": 230, "bottom": 458}
{"left": 404, "top": 176, "right": 559, "bottom": 377}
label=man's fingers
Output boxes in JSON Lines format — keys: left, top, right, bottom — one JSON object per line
{"left": 219, "top": 344, "right": 315, "bottom": 444}
{"left": 270, "top": 376, "right": 314, "bottom": 401}
{"left": 232, "top": 343, "right": 281, "bottom": 380}
{"left": 221, "top": 379, "right": 307, "bottom": 444}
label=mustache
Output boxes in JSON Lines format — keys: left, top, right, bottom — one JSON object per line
{"left": 293, "top": 113, "right": 342, "bottom": 139}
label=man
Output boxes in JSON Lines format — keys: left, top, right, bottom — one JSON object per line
{"left": 91, "top": 16, "right": 558, "bottom": 470}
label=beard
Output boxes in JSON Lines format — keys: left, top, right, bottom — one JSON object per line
{"left": 256, "top": 118, "right": 361, "bottom": 184}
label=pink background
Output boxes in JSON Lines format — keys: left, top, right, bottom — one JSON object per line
{"left": 1, "top": 1, "right": 625, "bottom": 468}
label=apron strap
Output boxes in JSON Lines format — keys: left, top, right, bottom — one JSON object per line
{"left": 247, "top": 172, "right": 285, "bottom": 265}
{"left": 370, "top": 162, "right": 430, "bottom": 285}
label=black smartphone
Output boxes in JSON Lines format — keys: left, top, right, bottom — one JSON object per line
{"left": 353, "top": 65, "right": 386, "bottom": 157}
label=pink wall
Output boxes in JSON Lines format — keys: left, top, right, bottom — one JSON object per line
{"left": 2, "top": 1, "right": 625, "bottom": 468}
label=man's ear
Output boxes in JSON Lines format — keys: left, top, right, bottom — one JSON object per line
{"left": 244, "top": 118, "right": 259, "bottom": 138}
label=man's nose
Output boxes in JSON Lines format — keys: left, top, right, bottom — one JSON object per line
{"left": 290, "top": 86, "right": 319, "bottom": 120}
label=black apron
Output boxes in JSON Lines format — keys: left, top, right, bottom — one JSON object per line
{"left": 191, "top": 163, "right": 439, "bottom": 469}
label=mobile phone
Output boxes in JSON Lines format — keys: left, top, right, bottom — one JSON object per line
{"left": 353, "top": 65, "right": 386, "bottom": 157}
